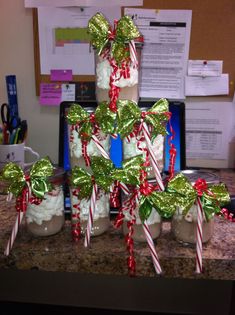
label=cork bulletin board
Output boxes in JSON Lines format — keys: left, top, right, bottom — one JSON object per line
{"left": 33, "top": 0, "right": 235, "bottom": 97}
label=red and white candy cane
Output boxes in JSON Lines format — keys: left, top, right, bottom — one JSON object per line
{"left": 129, "top": 39, "right": 138, "bottom": 68}
{"left": 142, "top": 122, "right": 165, "bottom": 191}
{"left": 142, "top": 220, "right": 162, "bottom": 274}
{"left": 84, "top": 183, "right": 98, "bottom": 248}
{"left": 196, "top": 197, "right": 204, "bottom": 273}
{"left": 4, "top": 210, "right": 24, "bottom": 256}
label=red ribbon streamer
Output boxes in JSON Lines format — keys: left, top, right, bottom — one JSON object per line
{"left": 81, "top": 140, "right": 91, "bottom": 167}
{"left": 71, "top": 188, "right": 81, "bottom": 241}
{"left": 15, "top": 175, "right": 43, "bottom": 213}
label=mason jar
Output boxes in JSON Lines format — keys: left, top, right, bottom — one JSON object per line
{"left": 70, "top": 187, "right": 110, "bottom": 237}
{"left": 68, "top": 106, "right": 110, "bottom": 173}
{"left": 171, "top": 170, "right": 219, "bottom": 244}
{"left": 171, "top": 205, "right": 214, "bottom": 244}
{"left": 122, "top": 185, "right": 162, "bottom": 243}
{"left": 122, "top": 107, "right": 165, "bottom": 179}
{"left": 25, "top": 167, "right": 65, "bottom": 237}
{"left": 95, "top": 41, "right": 143, "bottom": 104}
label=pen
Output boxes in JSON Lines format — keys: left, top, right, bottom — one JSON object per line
{"left": 13, "top": 127, "right": 21, "bottom": 144}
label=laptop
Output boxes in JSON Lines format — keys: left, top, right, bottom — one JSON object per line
{"left": 58, "top": 100, "right": 186, "bottom": 214}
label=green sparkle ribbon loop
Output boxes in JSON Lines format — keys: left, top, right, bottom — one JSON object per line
{"left": 67, "top": 104, "right": 92, "bottom": 141}
{"left": 95, "top": 101, "right": 116, "bottom": 135}
{"left": 166, "top": 173, "right": 230, "bottom": 221}
{"left": 139, "top": 191, "right": 177, "bottom": 222}
{"left": 29, "top": 157, "right": 54, "bottom": 198}
{"left": 70, "top": 155, "right": 145, "bottom": 199}
{"left": 1, "top": 157, "right": 53, "bottom": 198}
{"left": 67, "top": 103, "right": 117, "bottom": 140}
{"left": 88, "top": 13, "right": 141, "bottom": 64}
{"left": 116, "top": 98, "right": 170, "bottom": 139}
{"left": 112, "top": 155, "right": 144, "bottom": 186}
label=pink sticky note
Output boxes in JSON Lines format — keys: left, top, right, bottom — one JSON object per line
{"left": 50, "top": 69, "right": 73, "bottom": 81}
{"left": 39, "top": 83, "right": 62, "bottom": 106}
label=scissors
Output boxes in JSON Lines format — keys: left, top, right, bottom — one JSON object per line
{"left": 1, "top": 103, "right": 21, "bottom": 144}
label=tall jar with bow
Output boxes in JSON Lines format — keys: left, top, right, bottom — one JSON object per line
{"left": 88, "top": 13, "right": 143, "bottom": 109}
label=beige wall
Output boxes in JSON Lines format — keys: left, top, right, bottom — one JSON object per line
{"left": 0, "top": 0, "right": 59, "bottom": 163}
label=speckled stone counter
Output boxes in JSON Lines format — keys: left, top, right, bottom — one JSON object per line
{"left": 0, "top": 169, "right": 234, "bottom": 280}
{"left": 0, "top": 169, "right": 234, "bottom": 314}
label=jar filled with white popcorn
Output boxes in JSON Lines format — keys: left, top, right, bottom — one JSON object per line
{"left": 68, "top": 107, "right": 110, "bottom": 174}
{"left": 26, "top": 167, "right": 65, "bottom": 237}
{"left": 70, "top": 187, "right": 110, "bottom": 237}
{"left": 95, "top": 41, "right": 143, "bottom": 104}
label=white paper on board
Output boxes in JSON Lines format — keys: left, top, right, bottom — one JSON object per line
{"left": 185, "top": 74, "right": 229, "bottom": 96}
{"left": 124, "top": 8, "right": 192, "bottom": 100}
{"left": 188, "top": 60, "right": 223, "bottom": 77}
{"left": 37, "top": 6, "right": 121, "bottom": 75}
{"left": 186, "top": 102, "right": 234, "bottom": 160}
{"left": 25, "top": 0, "right": 143, "bottom": 7}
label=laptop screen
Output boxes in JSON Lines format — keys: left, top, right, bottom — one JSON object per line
{"left": 59, "top": 100, "right": 185, "bottom": 213}
{"left": 58, "top": 100, "right": 185, "bottom": 172}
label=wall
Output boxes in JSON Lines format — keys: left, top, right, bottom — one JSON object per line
{"left": 0, "top": 1, "right": 234, "bottom": 167}
{"left": 0, "top": 0, "right": 59, "bottom": 163}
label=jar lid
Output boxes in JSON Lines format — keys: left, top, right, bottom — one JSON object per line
{"left": 181, "top": 170, "right": 220, "bottom": 185}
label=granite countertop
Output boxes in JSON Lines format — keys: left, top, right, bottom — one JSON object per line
{"left": 0, "top": 169, "right": 234, "bottom": 280}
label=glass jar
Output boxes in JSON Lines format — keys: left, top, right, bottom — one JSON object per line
{"left": 122, "top": 185, "right": 162, "bottom": 243}
{"left": 68, "top": 107, "right": 110, "bottom": 173}
{"left": 70, "top": 187, "right": 110, "bottom": 237}
{"left": 25, "top": 167, "right": 65, "bottom": 237}
{"left": 95, "top": 41, "right": 143, "bottom": 104}
{"left": 171, "top": 205, "right": 214, "bottom": 244}
{"left": 171, "top": 170, "right": 219, "bottom": 244}
{"left": 122, "top": 107, "right": 165, "bottom": 179}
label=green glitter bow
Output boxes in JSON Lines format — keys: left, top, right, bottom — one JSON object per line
{"left": 1, "top": 157, "right": 53, "bottom": 198}
{"left": 166, "top": 173, "right": 230, "bottom": 221}
{"left": 88, "top": 12, "right": 141, "bottom": 64}
{"left": 116, "top": 98, "right": 170, "bottom": 140}
{"left": 67, "top": 102, "right": 116, "bottom": 140}
{"left": 139, "top": 191, "right": 178, "bottom": 222}
{"left": 70, "top": 155, "right": 144, "bottom": 199}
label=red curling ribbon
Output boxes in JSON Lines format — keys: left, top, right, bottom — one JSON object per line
{"left": 125, "top": 191, "right": 137, "bottom": 276}
{"left": 81, "top": 140, "right": 91, "bottom": 167}
{"left": 113, "top": 211, "right": 125, "bottom": 228}
{"left": 72, "top": 211, "right": 81, "bottom": 241}
{"left": 125, "top": 220, "right": 136, "bottom": 276}
{"left": 71, "top": 189, "right": 81, "bottom": 241}
{"left": 219, "top": 208, "right": 235, "bottom": 222}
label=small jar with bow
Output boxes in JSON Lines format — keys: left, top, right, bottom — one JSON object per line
{"left": 69, "top": 157, "right": 113, "bottom": 241}
{"left": 25, "top": 166, "right": 65, "bottom": 237}
{"left": 67, "top": 104, "right": 114, "bottom": 174}
{"left": 1, "top": 158, "right": 65, "bottom": 244}
{"left": 88, "top": 13, "right": 143, "bottom": 108}
{"left": 167, "top": 173, "right": 230, "bottom": 244}
{"left": 117, "top": 98, "right": 170, "bottom": 179}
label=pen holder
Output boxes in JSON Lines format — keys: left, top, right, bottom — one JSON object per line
{"left": 0, "top": 143, "right": 40, "bottom": 170}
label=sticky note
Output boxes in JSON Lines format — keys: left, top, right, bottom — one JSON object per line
{"left": 39, "top": 83, "right": 61, "bottom": 106}
{"left": 50, "top": 69, "right": 73, "bottom": 82}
